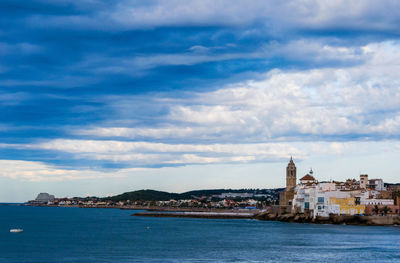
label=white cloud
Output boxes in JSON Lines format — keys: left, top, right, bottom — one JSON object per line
{"left": 49, "top": 41, "right": 400, "bottom": 168}
{"left": 2, "top": 139, "right": 302, "bottom": 165}
{"left": 77, "top": 41, "right": 400, "bottom": 142}
{"left": 2, "top": 42, "right": 400, "bottom": 170}
{"left": 0, "top": 159, "right": 147, "bottom": 182}
{"left": 110, "top": 0, "right": 400, "bottom": 32}
{"left": 78, "top": 39, "right": 362, "bottom": 74}
{"left": 26, "top": 1, "right": 400, "bottom": 35}
{"left": 90, "top": 51, "right": 264, "bottom": 74}
{"left": 75, "top": 126, "right": 198, "bottom": 139}
{"left": 262, "top": 39, "right": 364, "bottom": 64}
{"left": 0, "top": 140, "right": 396, "bottom": 175}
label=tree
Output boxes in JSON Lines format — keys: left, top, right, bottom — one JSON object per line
{"left": 380, "top": 206, "right": 391, "bottom": 215}
{"left": 393, "top": 190, "right": 400, "bottom": 205}
{"left": 373, "top": 205, "right": 380, "bottom": 215}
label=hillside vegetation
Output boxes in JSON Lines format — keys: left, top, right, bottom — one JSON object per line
{"left": 103, "top": 188, "right": 284, "bottom": 202}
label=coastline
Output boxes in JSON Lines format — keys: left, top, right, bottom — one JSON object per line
{"left": 133, "top": 210, "right": 400, "bottom": 226}
{"left": 132, "top": 211, "right": 255, "bottom": 219}
{"left": 254, "top": 212, "right": 400, "bottom": 226}
{"left": 23, "top": 204, "right": 400, "bottom": 225}
{"left": 25, "top": 204, "right": 255, "bottom": 213}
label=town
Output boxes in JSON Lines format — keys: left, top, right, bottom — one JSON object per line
{"left": 28, "top": 189, "right": 282, "bottom": 211}
{"left": 28, "top": 158, "right": 400, "bottom": 219}
{"left": 280, "top": 158, "right": 400, "bottom": 218}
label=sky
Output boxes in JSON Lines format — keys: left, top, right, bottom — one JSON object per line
{"left": 1, "top": 0, "right": 400, "bottom": 202}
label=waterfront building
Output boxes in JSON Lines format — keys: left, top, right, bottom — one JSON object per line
{"left": 369, "top": 179, "right": 386, "bottom": 191}
{"left": 291, "top": 171, "right": 395, "bottom": 217}
{"left": 293, "top": 182, "right": 367, "bottom": 217}
{"left": 299, "top": 172, "right": 316, "bottom": 184}
{"left": 360, "top": 199, "right": 394, "bottom": 206}
{"left": 329, "top": 197, "right": 365, "bottom": 215}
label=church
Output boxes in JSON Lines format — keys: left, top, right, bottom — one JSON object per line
{"left": 279, "top": 157, "right": 297, "bottom": 209}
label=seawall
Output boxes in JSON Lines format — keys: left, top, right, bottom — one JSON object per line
{"left": 255, "top": 212, "right": 400, "bottom": 226}
{"left": 132, "top": 211, "right": 255, "bottom": 219}
{"left": 134, "top": 211, "right": 400, "bottom": 225}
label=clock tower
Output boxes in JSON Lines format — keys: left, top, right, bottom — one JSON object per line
{"left": 279, "top": 157, "right": 297, "bottom": 207}
{"left": 286, "top": 157, "right": 297, "bottom": 192}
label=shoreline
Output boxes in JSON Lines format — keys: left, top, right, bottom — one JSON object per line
{"left": 133, "top": 211, "right": 255, "bottom": 219}
{"left": 133, "top": 211, "right": 400, "bottom": 226}
{"left": 254, "top": 212, "right": 400, "bottom": 226}
{"left": 22, "top": 204, "right": 400, "bottom": 226}
{"left": 25, "top": 204, "right": 255, "bottom": 213}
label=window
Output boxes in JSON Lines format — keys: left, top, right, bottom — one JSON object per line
{"left": 318, "top": 197, "right": 324, "bottom": 203}
{"left": 305, "top": 202, "right": 309, "bottom": 209}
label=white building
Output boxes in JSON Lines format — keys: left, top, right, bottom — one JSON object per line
{"left": 369, "top": 179, "right": 386, "bottom": 191}
{"left": 299, "top": 173, "right": 317, "bottom": 185}
{"left": 288, "top": 165, "right": 392, "bottom": 218}
{"left": 293, "top": 183, "right": 369, "bottom": 218}
{"left": 219, "top": 193, "right": 254, "bottom": 198}
{"left": 292, "top": 178, "right": 391, "bottom": 218}
{"left": 360, "top": 199, "right": 394, "bottom": 205}
{"left": 293, "top": 181, "right": 340, "bottom": 218}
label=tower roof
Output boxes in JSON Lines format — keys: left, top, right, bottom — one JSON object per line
{"left": 300, "top": 174, "right": 315, "bottom": 181}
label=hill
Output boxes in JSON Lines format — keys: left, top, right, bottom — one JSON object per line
{"left": 104, "top": 189, "right": 180, "bottom": 202}
{"left": 102, "top": 188, "right": 284, "bottom": 202}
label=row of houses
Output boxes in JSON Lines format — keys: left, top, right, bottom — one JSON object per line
{"left": 293, "top": 174, "right": 398, "bottom": 218}
{"left": 280, "top": 158, "right": 400, "bottom": 218}
{"left": 292, "top": 171, "right": 399, "bottom": 217}
{"left": 157, "top": 198, "right": 260, "bottom": 208}
{"left": 28, "top": 193, "right": 269, "bottom": 209}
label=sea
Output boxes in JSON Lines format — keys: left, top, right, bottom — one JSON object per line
{"left": 1, "top": 205, "right": 400, "bottom": 263}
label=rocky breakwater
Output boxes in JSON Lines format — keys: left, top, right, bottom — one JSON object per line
{"left": 133, "top": 211, "right": 255, "bottom": 219}
{"left": 254, "top": 211, "right": 400, "bottom": 226}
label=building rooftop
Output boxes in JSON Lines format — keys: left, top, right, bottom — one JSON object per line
{"left": 300, "top": 174, "right": 315, "bottom": 181}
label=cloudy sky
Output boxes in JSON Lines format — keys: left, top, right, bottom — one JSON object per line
{"left": 1, "top": 0, "right": 400, "bottom": 202}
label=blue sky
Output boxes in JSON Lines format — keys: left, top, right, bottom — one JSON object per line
{"left": 1, "top": 1, "right": 400, "bottom": 202}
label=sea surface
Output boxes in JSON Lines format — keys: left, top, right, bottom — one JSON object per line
{"left": 1, "top": 205, "right": 400, "bottom": 263}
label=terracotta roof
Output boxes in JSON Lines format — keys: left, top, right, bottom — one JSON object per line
{"left": 300, "top": 174, "right": 315, "bottom": 181}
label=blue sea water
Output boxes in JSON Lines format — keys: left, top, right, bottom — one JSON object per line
{"left": 1, "top": 206, "right": 400, "bottom": 263}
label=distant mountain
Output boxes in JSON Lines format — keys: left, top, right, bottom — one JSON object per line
{"left": 103, "top": 190, "right": 180, "bottom": 202}
{"left": 102, "top": 188, "right": 284, "bottom": 202}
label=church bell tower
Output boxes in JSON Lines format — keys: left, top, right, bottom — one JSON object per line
{"left": 286, "top": 157, "right": 297, "bottom": 192}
